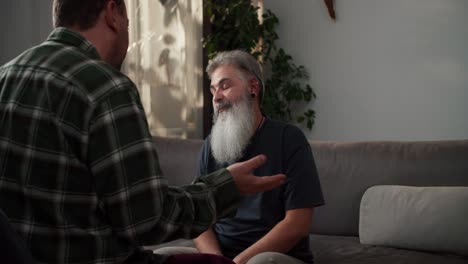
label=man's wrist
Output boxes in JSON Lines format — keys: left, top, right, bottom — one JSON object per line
{"left": 197, "top": 169, "right": 241, "bottom": 218}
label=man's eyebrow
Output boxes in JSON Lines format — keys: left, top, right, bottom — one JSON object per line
{"left": 210, "top": 78, "right": 230, "bottom": 89}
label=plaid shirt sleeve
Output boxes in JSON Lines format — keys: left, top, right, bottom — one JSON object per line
{"left": 87, "top": 86, "right": 240, "bottom": 246}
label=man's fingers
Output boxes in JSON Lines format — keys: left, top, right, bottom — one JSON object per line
{"left": 253, "top": 174, "right": 286, "bottom": 193}
{"left": 242, "top": 155, "right": 267, "bottom": 171}
{"left": 228, "top": 155, "right": 286, "bottom": 195}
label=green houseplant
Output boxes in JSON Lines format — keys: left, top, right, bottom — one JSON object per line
{"left": 203, "top": 0, "right": 316, "bottom": 129}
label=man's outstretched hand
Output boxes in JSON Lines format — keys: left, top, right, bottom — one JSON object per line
{"left": 227, "top": 155, "right": 286, "bottom": 195}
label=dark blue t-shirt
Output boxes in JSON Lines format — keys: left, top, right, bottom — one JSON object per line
{"left": 197, "top": 118, "right": 324, "bottom": 263}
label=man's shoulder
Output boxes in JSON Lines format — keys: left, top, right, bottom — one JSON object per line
{"left": 258, "top": 118, "right": 311, "bottom": 158}
{"left": 69, "top": 59, "right": 136, "bottom": 102}
{"left": 264, "top": 118, "right": 307, "bottom": 140}
{"left": 44, "top": 42, "right": 137, "bottom": 103}
{"left": 2, "top": 41, "right": 136, "bottom": 104}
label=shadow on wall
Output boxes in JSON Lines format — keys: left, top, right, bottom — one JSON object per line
{"left": 123, "top": 0, "right": 204, "bottom": 139}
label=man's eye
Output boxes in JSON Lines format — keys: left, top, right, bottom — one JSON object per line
{"left": 221, "top": 83, "right": 230, "bottom": 90}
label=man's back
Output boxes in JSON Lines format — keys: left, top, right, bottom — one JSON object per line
{"left": 0, "top": 28, "right": 145, "bottom": 263}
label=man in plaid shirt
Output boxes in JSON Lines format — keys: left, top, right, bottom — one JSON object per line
{"left": 0, "top": 0, "right": 285, "bottom": 263}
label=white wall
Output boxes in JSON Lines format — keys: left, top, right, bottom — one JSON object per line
{"left": 264, "top": 0, "right": 468, "bottom": 141}
{"left": 0, "top": 1, "right": 53, "bottom": 64}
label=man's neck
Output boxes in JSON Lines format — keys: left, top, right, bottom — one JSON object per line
{"left": 253, "top": 107, "right": 264, "bottom": 131}
{"left": 71, "top": 24, "right": 116, "bottom": 67}
{"left": 80, "top": 31, "right": 111, "bottom": 61}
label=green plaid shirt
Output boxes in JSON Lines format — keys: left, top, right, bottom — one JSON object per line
{"left": 0, "top": 27, "right": 240, "bottom": 264}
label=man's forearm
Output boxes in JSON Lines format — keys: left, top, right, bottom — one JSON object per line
{"left": 194, "top": 227, "right": 223, "bottom": 255}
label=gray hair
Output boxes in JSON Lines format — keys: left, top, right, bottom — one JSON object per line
{"left": 206, "top": 50, "right": 265, "bottom": 104}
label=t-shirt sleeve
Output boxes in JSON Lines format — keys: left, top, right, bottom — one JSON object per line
{"left": 195, "top": 138, "right": 210, "bottom": 179}
{"left": 282, "top": 125, "right": 325, "bottom": 210}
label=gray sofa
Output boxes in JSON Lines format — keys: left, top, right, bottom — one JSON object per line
{"left": 151, "top": 136, "right": 468, "bottom": 264}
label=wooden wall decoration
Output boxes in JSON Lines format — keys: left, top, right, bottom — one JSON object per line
{"left": 324, "top": 0, "right": 336, "bottom": 20}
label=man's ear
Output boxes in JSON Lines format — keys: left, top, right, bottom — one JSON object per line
{"left": 104, "top": 0, "right": 120, "bottom": 32}
{"left": 250, "top": 78, "right": 260, "bottom": 95}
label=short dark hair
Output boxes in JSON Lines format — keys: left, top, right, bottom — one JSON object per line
{"left": 53, "top": 0, "right": 124, "bottom": 30}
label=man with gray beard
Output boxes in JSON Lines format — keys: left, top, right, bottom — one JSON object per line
{"left": 195, "top": 50, "right": 324, "bottom": 264}
{"left": 153, "top": 50, "right": 324, "bottom": 263}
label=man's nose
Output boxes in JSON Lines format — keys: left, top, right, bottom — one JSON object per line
{"left": 212, "top": 88, "right": 224, "bottom": 103}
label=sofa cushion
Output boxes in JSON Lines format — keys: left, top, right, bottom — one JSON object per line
{"left": 359, "top": 185, "right": 468, "bottom": 257}
{"left": 147, "top": 235, "right": 468, "bottom": 264}
{"left": 310, "top": 234, "right": 468, "bottom": 264}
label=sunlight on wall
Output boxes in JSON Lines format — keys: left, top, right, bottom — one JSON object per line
{"left": 123, "top": 0, "right": 203, "bottom": 139}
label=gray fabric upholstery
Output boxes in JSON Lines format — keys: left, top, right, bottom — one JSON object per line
{"left": 310, "top": 234, "right": 468, "bottom": 264}
{"left": 310, "top": 140, "right": 468, "bottom": 236}
{"left": 145, "top": 239, "right": 195, "bottom": 252}
{"left": 153, "top": 136, "right": 203, "bottom": 186}
{"left": 359, "top": 185, "right": 468, "bottom": 256}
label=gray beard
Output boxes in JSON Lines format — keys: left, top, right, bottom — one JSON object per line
{"left": 210, "top": 94, "right": 255, "bottom": 165}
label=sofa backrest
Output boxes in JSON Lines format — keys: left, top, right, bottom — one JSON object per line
{"left": 153, "top": 137, "right": 468, "bottom": 237}
{"left": 153, "top": 136, "right": 203, "bottom": 186}
{"left": 311, "top": 140, "right": 468, "bottom": 236}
